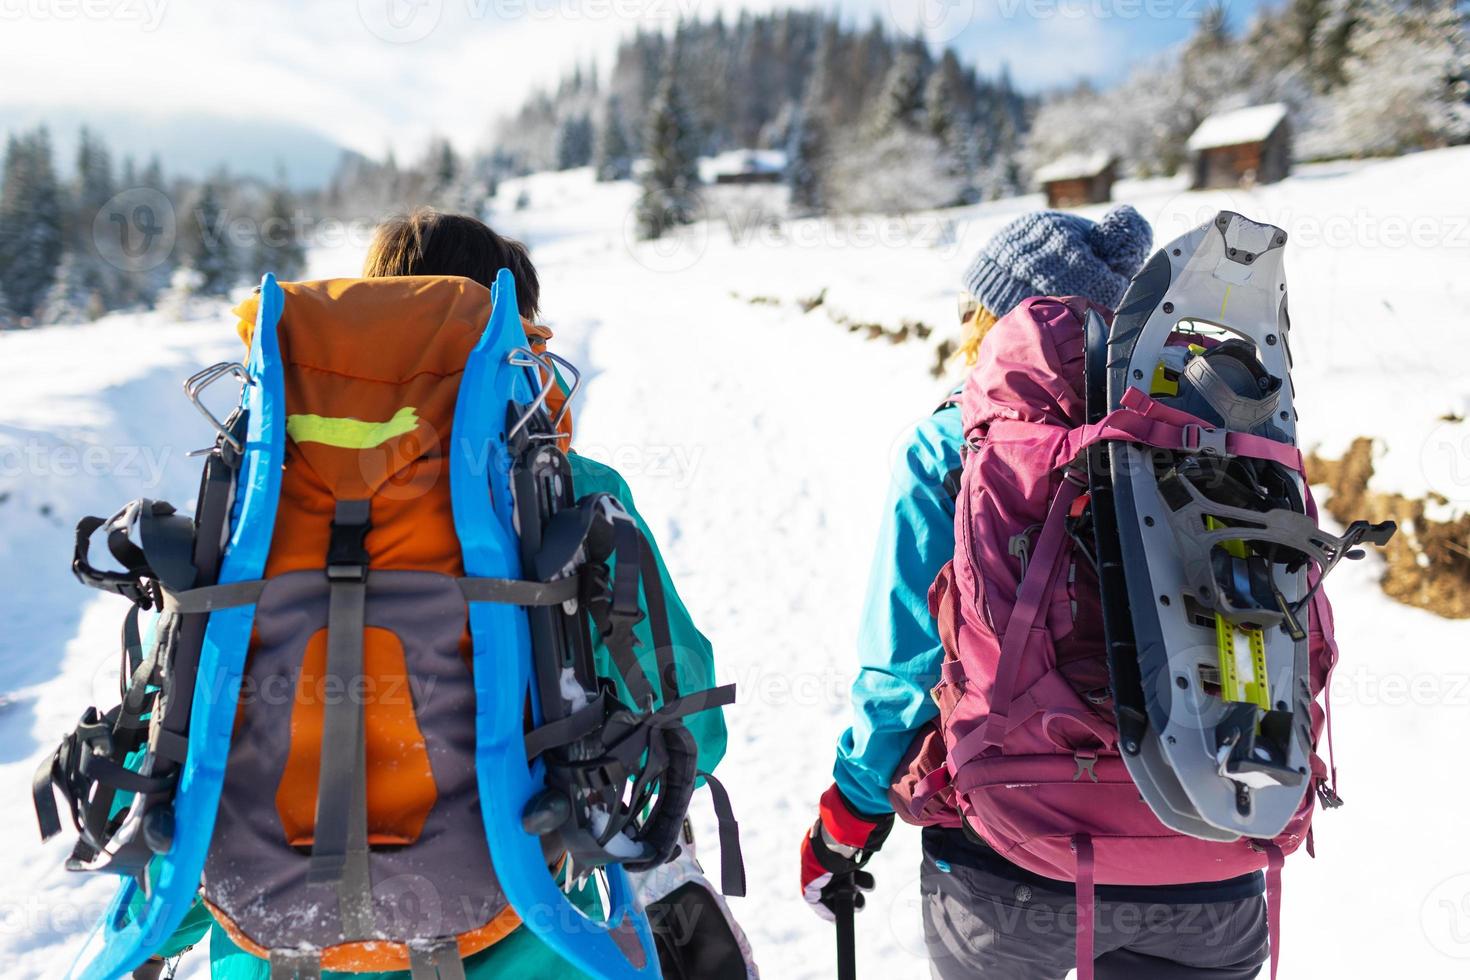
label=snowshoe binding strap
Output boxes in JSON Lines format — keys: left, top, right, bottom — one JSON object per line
{"left": 36, "top": 432, "right": 243, "bottom": 884}
{"left": 1156, "top": 457, "right": 1395, "bottom": 630}
{"left": 512, "top": 486, "right": 743, "bottom": 894}
{"left": 72, "top": 499, "right": 198, "bottom": 608}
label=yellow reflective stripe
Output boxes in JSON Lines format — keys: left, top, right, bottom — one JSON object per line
{"left": 286, "top": 406, "right": 420, "bottom": 449}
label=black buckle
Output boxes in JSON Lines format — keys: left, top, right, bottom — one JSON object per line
{"left": 327, "top": 500, "right": 372, "bottom": 582}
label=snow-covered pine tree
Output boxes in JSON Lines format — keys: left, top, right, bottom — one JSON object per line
{"left": 636, "top": 49, "right": 702, "bottom": 240}
{"left": 869, "top": 40, "right": 929, "bottom": 138}
{"left": 158, "top": 264, "right": 207, "bottom": 321}
{"left": 556, "top": 113, "right": 595, "bottom": 170}
{"left": 184, "top": 178, "right": 236, "bottom": 297}
{"left": 923, "top": 49, "right": 975, "bottom": 204}
{"left": 1315, "top": 0, "right": 1470, "bottom": 156}
{"left": 39, "top": 251, "right": 99, "bottom": 325}
{"left": 71, "top": 127, "right": 125, "bottom": 312}
{"left": 0, "top": 128, "right": 65, "bottom": 318}
{"left": 254, "top": 174, "right": 306, "bottom": 282}
{"left": 0, "top": 278, "right": 17, "bottom": 329}
{"left": 126, "top": 156, "right": 175, "bottom": 307}
{"left": 435, "top": 139, "right": 458, "bottom": 191}
{"left": 828, "top": 38, "right": 961, "bottom": 213}
{"left": 594, "top": 97, "right": 634, "bottom": 181}
{"left": 787, "top": 30, "right": 835, "bottom": 214}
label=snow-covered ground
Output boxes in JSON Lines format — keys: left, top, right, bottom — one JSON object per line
{"left": 4, "top": 148, "right": 1469, "bottom": 978}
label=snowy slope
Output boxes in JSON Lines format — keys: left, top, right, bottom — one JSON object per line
{"left": 4, "top": 149, "right": 1470, "bottom": 978}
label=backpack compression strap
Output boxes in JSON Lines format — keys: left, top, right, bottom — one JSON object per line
{"left": 306, "top": 499, "right": 375, "bottom": 938}
{"left": 518, "top": 496, "right": 744, "bottom": 896}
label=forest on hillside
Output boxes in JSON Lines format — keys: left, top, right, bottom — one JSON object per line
{"left": 1, "top": 1, "right": 1465, "bottom": 325}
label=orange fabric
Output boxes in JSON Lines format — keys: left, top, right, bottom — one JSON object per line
{"left": 276, "top": 627, "right": 438, "bottom": 847}
{"left": 226, "top": 277, "right": 563, "bottom": 968}
{"left": 205, "top": 899, "right": 522, "bottom": 971}
{"left": 232, "top": 280, "right": 572, "bottom": 579}
{"left": 232, "top": 278, "right": 573, "bottom": 461}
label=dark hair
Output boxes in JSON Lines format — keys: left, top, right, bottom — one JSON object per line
{"left": 363, "top": 207, "right": 540, "bottom": 319}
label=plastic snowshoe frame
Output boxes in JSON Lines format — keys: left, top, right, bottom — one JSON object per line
{"left": 1096, "top": 211, "right": 1394, "bottom": 840}
{"left": 450, "top": 269, "right": 668, "bottom": 977}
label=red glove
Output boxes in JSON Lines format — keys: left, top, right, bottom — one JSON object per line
{"left": 799, "top": 784, "right": 894, "bottom": 921}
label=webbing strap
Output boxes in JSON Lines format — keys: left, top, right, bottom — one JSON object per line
{"left": 698, "top": 770, "right": 747, "bottom": 897}
{"left": 1074, "top": 834, "right": 1095, "bottom": 980}
{"left": 457, "top": 575, "right": 579, "bottom": 606}
{"left": 593, "top": 516, "right": 657, "bottom": 709}
{"left": 639, "top": 540, "right": 679, "bottom": 702}
{"left": 1053, "top": 387, "right": 1304, "bottom": 473}
{"left": 1262, "top": 841, "right": 1284, "bottom": 980}
{"left": 951, "top": 478, "right": 1084, "bottom": 765}
{"left": 408, "top": 939, "right": 468, "bottom": 980}
{"left": 161, "top": 579, "right": 267, "bottom": 614}
{"left": 908, "top": 763, "right": 953, "bottom": 817}
{"left": 308, "top": 499, "right": 374, "bottom": 938}
{"left": 268, "top": 949, "right": 321, "bottom": 980}
{"left": 523, "top": 694, "right": 608, "bottom": 761}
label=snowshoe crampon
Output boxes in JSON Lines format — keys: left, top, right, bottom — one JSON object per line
{"left": 1088, "top": 212, "right": 1395, "bottom": 840}
{"left": 35, "top": 271, "right": 739, "bottom": 980}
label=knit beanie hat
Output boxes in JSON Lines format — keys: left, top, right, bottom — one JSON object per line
{"left": 961, "top": 205, "right": 1153, "bottom": 319}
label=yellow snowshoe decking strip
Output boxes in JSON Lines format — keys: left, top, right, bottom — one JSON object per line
{"left": 1206, "top": 516, "right": 1271, "bottom": 712}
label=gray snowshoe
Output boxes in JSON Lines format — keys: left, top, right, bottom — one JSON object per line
{"left": 1090, "top": 211, "right": 1395, "bottom": 840}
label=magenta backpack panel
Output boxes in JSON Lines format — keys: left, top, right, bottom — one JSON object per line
{"left": 911, "top": 296, "right": 1329, "bottom": 886}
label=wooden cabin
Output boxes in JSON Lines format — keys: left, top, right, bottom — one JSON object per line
{"left": 1187, "top": 104, "right": 1292, "bottom": 189}
{"left": 1035, "top": 152, "right": 1117, "bottom": 208}
{"left": 702, "top": 149, "right": 786, "bottom": 186}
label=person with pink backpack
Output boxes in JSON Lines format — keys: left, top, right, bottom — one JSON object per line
{"left": 798, "top": 205, "right": 1329, "bottom": 979}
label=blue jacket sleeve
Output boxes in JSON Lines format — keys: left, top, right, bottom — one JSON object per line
{"left": 833, "top": 407, "right": 963, "bottom": 815}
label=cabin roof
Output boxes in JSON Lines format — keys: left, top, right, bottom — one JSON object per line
{"left": 1034, "top": 151, "right": 1115, "bottom": 184}
{"left": 1187, "top": 103, "right": 1289, "bottom": 151}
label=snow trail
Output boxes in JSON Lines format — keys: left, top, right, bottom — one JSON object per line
{"left": 4, "top": 151, "right": 1469, "bottom": 978}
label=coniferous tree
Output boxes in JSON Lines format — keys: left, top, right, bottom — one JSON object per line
{"left": 0, "top": 278, "right": 17, "bottom": 329}
{"left": 0, "top": 128, "right": 65, "bottom": 318}
{"left": 1312, "top": 0, "right": 1470, "bottom": 155}
{"left": 594, "top": 96, "right": 634, "bottom": 181}
{"left": 636, "top": 50, "right": 703, "bottom": 240}
{"left": 869, "top": 42, "right": 929, "bottom": 137}
{"left": 556, "top": 113, "right": 595, "bottom": 170}
{"left": 924, "top": 50, "right": 975, "bottom": 202}
{"left": 255, "top": 171, "right": 307, "bottom": 281}
{"left": 184, "top": 178, "right": 236, "bottom": 297}
{"left": 787, "top": 33, "right": 834, "bottom": 214}
{"left": 124, "top": 155, "right": 175, "bottom": 307}
{"left": 39, "top": 250, "right": 98, "bottom": 325}
{"left": 434, "top": 139, "right": 458, "bottom": 191}
{"left": 71, "top": 127, "right": 123, "bottom": 310}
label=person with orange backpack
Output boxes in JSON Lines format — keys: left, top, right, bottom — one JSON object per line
{"left": 799, "top": 205, "right": 1391, "bottom": 979}
{"left": 37, "top": 209, "right": 754, "bottom": 980}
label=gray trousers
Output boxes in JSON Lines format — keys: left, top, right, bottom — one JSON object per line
{"left": 921, "top": 836, "right": 1269, "bottom": 979}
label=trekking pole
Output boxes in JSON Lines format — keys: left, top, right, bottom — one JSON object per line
{"left": 832, "top": 873, "right": 858, "bottom": 980}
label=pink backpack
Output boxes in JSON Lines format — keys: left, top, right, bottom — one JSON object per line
{"left": 898, "top": 297, "right": 1340, "bottom": 979}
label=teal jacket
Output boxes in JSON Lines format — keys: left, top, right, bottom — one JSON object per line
{"left": 832, "top": 405, "right": 963, "bottom": 816}
{"left": 155, "top": 452, "right": 726, "bottom": 978}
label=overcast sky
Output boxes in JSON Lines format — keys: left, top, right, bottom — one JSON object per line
{"left": 0, "top": 0, "right": 1264, "bottom": 172}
